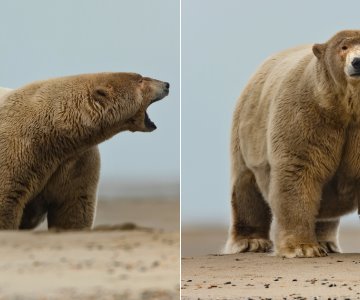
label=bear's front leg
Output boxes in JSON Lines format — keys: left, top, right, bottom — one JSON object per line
{"left": 316, "top": 219, "right": 341, "bottom": 253}
{"left": 0, "top": 180, "right": 35, "bottom": 229}
{"left": 45, "top": 147, "right": 100, "bottom": 230}
{"left": 0, "top": 196, "right": 26, "bottom": 229}
{"left": 270, "top": 166, "right": 328, "bottom": 258}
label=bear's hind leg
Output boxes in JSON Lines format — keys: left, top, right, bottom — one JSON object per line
{"left": 316, "top": 219, "right": 341, "bottom": 253}
{"left": 224, "top": 169, "right": 272, "bottom": 254}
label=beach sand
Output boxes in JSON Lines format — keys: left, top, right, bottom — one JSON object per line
{"left": 181, "top": 225, "right": 360, "bottom": 299}
{"left": 181, "top": 253, "right": 360, "bottom": 299}
{"left": 0, "top": 198, "right": 179, "bottom": 300}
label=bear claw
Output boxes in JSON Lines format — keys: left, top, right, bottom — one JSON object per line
{"left": 223, "top": 238, "right": 273, "bottom": 254}
{"left": 277, "top": 243, "right": 328, "bottom": 258}
{"left": 318, "top": 241, "right": 341, "bottom": 253}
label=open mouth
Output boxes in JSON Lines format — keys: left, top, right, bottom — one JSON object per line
{"left": 144, "top": 89, "right": 169, "bottom": 131}
{"left": 144, "top": 111, "right": 157, "bottom": 131}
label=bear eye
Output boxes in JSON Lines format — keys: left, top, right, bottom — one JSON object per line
{"left": 96, "top": 89, "right": 107, "bottom": 97}
{"left": 341, "top": 45, "right": 348, "bottom": 51}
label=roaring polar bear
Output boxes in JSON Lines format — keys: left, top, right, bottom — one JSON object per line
{"left": 0, "top": 72, "right": 169, "bottom": 230}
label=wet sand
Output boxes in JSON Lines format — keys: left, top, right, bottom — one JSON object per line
{"left": 0, "top": 198, "right": 179, "bottom": 300}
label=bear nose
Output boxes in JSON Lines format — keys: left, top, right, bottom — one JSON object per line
{"left": 351, "top": 57, "right": 360, "bottom": 70}
{"left": 164, "top": 82, "right": 170, "bottom": 89}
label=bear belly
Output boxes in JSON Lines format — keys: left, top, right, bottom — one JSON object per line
{"left": 318, "top": 174, "right": 358, "bottom": 220}
{"left": 316, "top": 127, "right": 360, "bottom": 219}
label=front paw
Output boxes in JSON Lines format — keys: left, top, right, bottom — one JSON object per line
{"left": 276, "top": 242, "right": 327, "bottom": 258}
{"left": 223, "top": 237, "right": 273, "bottom": 254}
{"left": 319, "top": 241, "right": 341, "bottom": 253}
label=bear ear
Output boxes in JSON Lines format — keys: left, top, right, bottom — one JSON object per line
{"left": 312, "top": 43, "right": 326, "bottom": 59}
{"left": 92, "top": 86, "right": 111, "bottom": 103}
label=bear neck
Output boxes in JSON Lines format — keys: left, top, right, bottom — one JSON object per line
{"left": 49, "top": 121, "right": 130, "bottom": 161}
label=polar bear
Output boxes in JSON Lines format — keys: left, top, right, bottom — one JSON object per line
{"left": 0, "top": 72, "right": 169, "bottom": 230}
{"left": 224, "top": 30, "right": 360, "bottom": 258}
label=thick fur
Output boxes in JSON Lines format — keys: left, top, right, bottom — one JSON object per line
{"left": 0, "top": 73, "right": 169, "bottom": 230}
{"left": 225, "top": 30, "right": 360, "bottom": 258}
{"left": 0, "top": 87, "right": 11, "bottom": 99}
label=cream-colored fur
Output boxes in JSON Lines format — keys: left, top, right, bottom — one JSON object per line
{"left": 0, "top": 87, "right": 12, "bottom": 100}
{"left": 0, "top": 73, "right": 169, "bottom": 230}
{"left": 225, "top": 30, "right": 360, "bottom": 258}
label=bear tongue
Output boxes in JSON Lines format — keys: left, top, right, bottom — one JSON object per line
{"left": 144, "top": 111, "right": 157, "bottom": 131}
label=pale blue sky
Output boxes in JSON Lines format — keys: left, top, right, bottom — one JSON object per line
{"left": 182, "top": 0, "right": 360, "bottom": 225}
{"left": 0, "top": 0, "right": 180, "bottom": 197}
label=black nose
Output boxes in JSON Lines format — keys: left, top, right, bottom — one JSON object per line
{"left": 164, "top": 82, "right": 170, "bottom": 89}
{"left": 352, "top": 57, "right": 360, "bottom": 70}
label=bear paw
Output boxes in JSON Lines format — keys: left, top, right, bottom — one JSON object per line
{"left": 319, "top": 241, "right": 341, "bottom": 253}
{"left": 223, "top": 238, "right": 273, "bottom": 254}
{"left": 276, "top": 243, "right": 327, "bottom": 258}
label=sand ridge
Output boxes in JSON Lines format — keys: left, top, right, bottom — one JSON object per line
{"left": 0, "top": 199, "right": 179, "bottom": 300}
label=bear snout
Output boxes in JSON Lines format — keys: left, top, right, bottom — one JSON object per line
{"left": 345, "top": 47, "right": 360, "bottom": 78}
{"left": 162, "top": 81, "right": 170, "bottom": 96}
{"left": 149, "top": 81, "right": 170, "bottom": 104}
{"left": 351, "top": 57, "right": 360, "bottom": 71}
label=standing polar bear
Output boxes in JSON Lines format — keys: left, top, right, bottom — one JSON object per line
{"left": 0, "top": 72, "right": 169, "bottom": 230}
{"left": 225, "top": 30, "right": 360, "bottom": 258}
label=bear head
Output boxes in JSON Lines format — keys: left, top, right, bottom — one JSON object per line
{"left": 87, "top": 73, "right": 169, "bottom": 133}
{"left": 50, "top": 72, "right": 169, "bottom": 145}
{"left": 313, "top": 30, "right": 360, "bottom": 87}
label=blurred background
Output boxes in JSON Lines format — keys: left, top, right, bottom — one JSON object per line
{"left": 182, "top": 0, "right": 360, "bottom": 256}
{"left": 0, "top": 0, "right": 179, "bottom": 231}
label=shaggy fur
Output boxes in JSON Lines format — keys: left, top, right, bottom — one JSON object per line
{"left": 0, "top": 72, "right": 169, "bottom": 230}
{"left": 0, "top": 87, "right": 11, "bottom": 99}
{"left": 224, "top": 30, "right": 360, "bottom": 258}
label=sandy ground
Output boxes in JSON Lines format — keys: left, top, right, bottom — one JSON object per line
{"left": 181, "top": 253, "right": 360, "bottom": 299}
{"left": 0, "top": 198, "right": 179, "bottom": 300}
{"left": 182, "top": 225, "right": 360, "bottom": 299}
